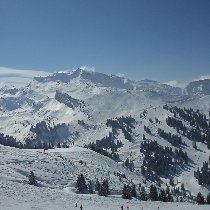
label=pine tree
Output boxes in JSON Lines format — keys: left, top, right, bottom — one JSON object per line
{"left": 207, "top": 132, "right": 210, "bottom": 150}
{"left": 95, "top": 178, "right": 100, "bottom": 192}
{"left": 159, "top": 189, "right": 167, "bottom": 202}
{"left": 149, "top": 185, "right": 158, "bottom": 201}
{"left": 141, "top": 165, "right": 146, "bottom": 175}
{"left": 75, "top": 174, "right": 87, "bottom": 193}
{"left": 124, "top": 158, "right": 129, "bottom": 167}
{"left": 98, "top": 179, "right": 109, "bottom": 197}
{"left": 181, "top": 183, "right": 185, "bottom": 191}
{"left": 122, "top": 184, "right": 128, "bottom": 199}
{"left": 197, "top": 192, "right": 205, "bottom": 204}
{"left": 88, "top": 180, "right": 94, "bottom": 194}
{"left": 139, "top": 186, "right": 147, "bottom": 201}
{"left": 28, "top": 171, "right": 37, "bottom": 186}
{"left": 122, "top": 184, "right": 131, "bottom": 199}
{"left": 166, "top": 186, "right": 173, "bottom": 202}
{"left": 130, "top": 184, "right": 137, "bottom": 198}
{"left": 169, "top": 178, "right": 174, "bottom": 186}
{"left": 102, "top": 179, "right": 109, "bottom": 196}
{"left": 43, "top": 142, "right": 48, "bottom": 151}
{"left": 206, "top": 193, "right": 210, "bottom": 204}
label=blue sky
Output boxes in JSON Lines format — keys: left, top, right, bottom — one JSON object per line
{"left": 0, "top": 0, "right": 209, "bottom": 83}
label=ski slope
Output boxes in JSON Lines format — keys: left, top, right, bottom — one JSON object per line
{"left": 0, "top": 145, "right": 209, "bottom": 210}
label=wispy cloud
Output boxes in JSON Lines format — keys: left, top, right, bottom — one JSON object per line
{"left": 0, "top": 67, "right": 49, "bottom": 78}
{"left": 165, "top": 73, "right": 210, "bottom": 89}
{"left": 79, "top": 65, "right": 95, "bottom": 72}
{"left": 0, "top": 67, "right": 50, "bottom": 87}
{"left": 164, "top": 80, "right": 187, "bottom": 88}
{"left": 116, "top": 73, "right": 125, "bottom": 78}
{"left": 193, "top": 74, "right": 210, "bottom": 81}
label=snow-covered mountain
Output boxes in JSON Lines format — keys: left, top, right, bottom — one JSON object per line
{"left": 186, "top": 79, "right": 210, "bottom": 95}
{"left": 1, "top": 145, "right": 209, "bottom": 210}
{"left": 34, "top": 68, "right": 183, "bottom": 95}
{"left": 0, "top": 68, "right": 210, "bottom": 209}
{"left": 0, "top": 68, "right": 186, "bottom": 145}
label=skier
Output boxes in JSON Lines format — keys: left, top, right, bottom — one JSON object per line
{"left": 121, "top": 206, "right": 123, "bottom": 210}
{"left": 75, "top": 203, "right": 77, "bottom": 207}
{"left": 80, "top": 204, "right": 83, "bottom": 210}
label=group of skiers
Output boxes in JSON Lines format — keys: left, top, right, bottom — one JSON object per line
{"left": 76, "top": 203, "right": 132, "bottom": 210}
{"left": 74, "top": 202, "right": 162, "bottom": 210}
{"left": 74, "top": 202, "right": 164, "bottom": 210}
{"left": 120, "top": 205, "right": 130, "bottom": 210}
{"left": 75, "top": 203, "right": 83, "bottom": 210}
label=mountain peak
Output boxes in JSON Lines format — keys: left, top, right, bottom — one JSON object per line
{"left": 32, "top": 68, "right": 186, "bottom": 96}
{"left": 186, "top": 79, "right": 210, "bottom": 95}
{"left": 33, "top": 68, "right": 133, "bottom": 90}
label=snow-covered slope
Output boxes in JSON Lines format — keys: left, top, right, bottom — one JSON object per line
{"left": 0, "top": 145, "right": 209, "bottom": 210}
{"left": 0, "top": 68, "right": 210, "bottom": 209}
{"left": 186, "top": 79, "right": 210, "bottom": 95}
{"left": 0, "top": 145, "right": 142, "bottom": 193}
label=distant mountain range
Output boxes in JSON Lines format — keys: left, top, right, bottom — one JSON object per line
{"left": 0, "top": 68, "right": 210, "bottom": 204}
{"left": 34, "top": 68, "right": 210, "bottom": 96}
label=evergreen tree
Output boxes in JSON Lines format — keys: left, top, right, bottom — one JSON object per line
{"left": 131, "top": 184, "right": 137, "bottom": 198}
{"left": 149, "top": 185, "right": 158, "bottom": 201}
{"left": 141, "top": 165, "right": 146, "bottom": 175}
{"left": 28, "top": 171, "right": 37, "bottom": 186}
{"left": 95, "top": 178, "right": 100, "bottom": 192}
{"left": 43, "top": 142, "right": 48, "bottom": 151}
{"left": 57, "top": 142, "right": 61, "bottom": 148}
{"left": 75, "top": 174, "right": 87, "bottom": 193}
{"left": 166, "top": 186, "right": 173, "bottom": 202}
{"left": 194, "top": 162, "right": 210, "bottom": 186}
{"left": 206, "top": 193, "right": 210, "bottom": 204}
{"left": 124, "top": 158, "right": 129, "bottom": 167}
{"left": 192, "top": 140, "right": 197, "bottom": 150}
{"left": 159, "top": 189, "right": 167, "bottom": 202}
{"left": 98, "top": 179, "right": 109, "bottom": 197}
{"left": 103, "top": 179, "right": 109, "bottom": 196}
{"left": 207, "top": 132, "right": 210, "bottom": 150}
{"left": 181, "top": 183, "right": 185, "bottom": 191}
{"left": 169, "top": 178, "right": 174, "bottom": 186}
{"left": 122, "top": 184, "right": 131, "bottom": 199}
{"left": 197, "top": 192, "right": 205, "bottom": 204}
{"left": 88, "top": 180, "right": 94, "bottom": 194}
{"left": 122, "top": 184, "right": 128, "bottom": 199}
{"left": 139, "top": 186, "right": 147, "bottom": 201}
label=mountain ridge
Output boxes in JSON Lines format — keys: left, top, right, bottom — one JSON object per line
{"left": 0, "top": 68, "right": 210, "bottom": 207}
{"left": 34, "top": 68, "right": 210, "bottom": 97}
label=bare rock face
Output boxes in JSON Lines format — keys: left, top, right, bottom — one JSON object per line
{"left": 55, "top": 90, "right": 84, "bottom": 110}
